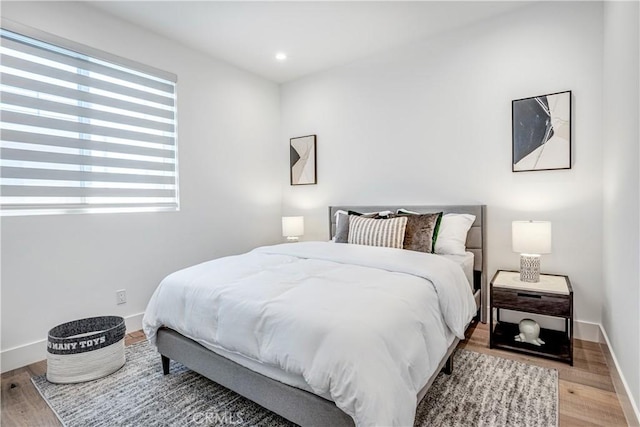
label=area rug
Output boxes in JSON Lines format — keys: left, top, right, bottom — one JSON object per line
{"left": 32, "top": 341, "right": 557, "bottom": 426}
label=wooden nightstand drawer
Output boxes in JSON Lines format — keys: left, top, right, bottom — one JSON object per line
{"left": 492, "top": 288, "right": 570, "bottom": 317}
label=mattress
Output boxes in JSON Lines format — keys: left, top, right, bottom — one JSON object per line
{"left": 440, "top": 251, "right": 475, "bottom": 288}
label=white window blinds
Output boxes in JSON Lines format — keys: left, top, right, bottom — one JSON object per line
{"left": 0, "top": 22, "right": 178, "bottom": 215}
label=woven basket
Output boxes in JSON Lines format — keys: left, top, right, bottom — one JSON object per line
{"left": 46, "top": 316, "right": 126, "bottom": 384}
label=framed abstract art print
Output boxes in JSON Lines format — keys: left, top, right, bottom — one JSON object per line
{"left": 512, "top": 90, "right": 571, "bottom": 172}
{"left": 290, "top": 135, "right": 317, "bottom": 185}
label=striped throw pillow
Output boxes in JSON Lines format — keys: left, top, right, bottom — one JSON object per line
{"left": 347, "top": 215, "right": 408, "bottom": 249}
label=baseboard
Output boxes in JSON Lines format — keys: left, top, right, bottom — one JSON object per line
{"left": 124, "top": 312, "right": 144, "bottom": 334}
{"left": 1, "top": 312, "right": 145, "bottom": 374}
{"left": 573, "top": 320, "right": 602, "bottom": 343}
{"left": 1, "top": 338, "right": 49, "bottom": 374}
{"left": 600, "top": 325, "right": 640, "bottom": 426}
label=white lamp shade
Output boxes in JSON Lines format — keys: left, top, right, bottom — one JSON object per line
{"left": 282, "top": 216, "right": 304, "bottom": 237}
{"left": 512, "top": 221, "right": 552, "bottom": 254}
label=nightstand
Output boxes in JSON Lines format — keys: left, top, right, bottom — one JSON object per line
{"left": 489, "top": 270, "right": 573, "bottom": 365}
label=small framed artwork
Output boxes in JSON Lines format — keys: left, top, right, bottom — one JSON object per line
{"left": 290, "top": 135, "right": 317, "bottom": 185}
{"left": 512, "top": 90, "right": 571, "bottom": 172}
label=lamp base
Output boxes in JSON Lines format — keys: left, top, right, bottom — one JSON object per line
{"left": 286, "top": 236, "right": 299, "bottom": 242}
{"left": 519, "top": 254, "right": 541, "bottom": 283}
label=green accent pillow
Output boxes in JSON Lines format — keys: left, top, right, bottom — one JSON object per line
{"left": 431, "top": 213, "right": 443, "bottom": 253}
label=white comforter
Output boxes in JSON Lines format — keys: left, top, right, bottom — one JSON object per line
{"left": 143, "top": 242, "right": 476, "bottom": 426}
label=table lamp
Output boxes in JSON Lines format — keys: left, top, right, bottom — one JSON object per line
{"left": 282, "top": 216, "right": 304, "bottom": 242}
{"left": 512, "top": 220, "right": 552, "bottom": 283}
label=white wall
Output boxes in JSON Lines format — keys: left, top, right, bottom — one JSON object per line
{"left": 603, "top": 0, "right": 640, "bottom": 415}
{"left": 0, "top": 2, "right": 282, "bottom": 370}
{"left": 281, "top": 2, "right": 604, "bottom": 327}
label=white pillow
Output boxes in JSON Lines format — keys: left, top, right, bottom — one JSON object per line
{"left": 434, "top": 213, "right": 476, "bottom": 255}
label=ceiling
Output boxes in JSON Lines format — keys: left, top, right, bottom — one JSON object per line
{"left": 90, "top": 1, "right": 530, "bottom": 84}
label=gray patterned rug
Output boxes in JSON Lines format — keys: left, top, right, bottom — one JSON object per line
{"left": 32, "top": 341, "right": 557, "bottom": 426}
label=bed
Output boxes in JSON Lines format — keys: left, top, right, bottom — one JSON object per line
{"left": 144, "top": 204, "right": 486, "bottom": 426}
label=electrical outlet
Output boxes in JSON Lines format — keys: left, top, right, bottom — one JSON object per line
{"left": 116, "top": 289, "right": 127, "bottom": 305}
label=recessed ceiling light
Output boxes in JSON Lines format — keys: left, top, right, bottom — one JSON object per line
{"left": 275, "top": 52, "right": 287, "bottom": 61}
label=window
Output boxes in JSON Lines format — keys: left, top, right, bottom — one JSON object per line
{"left": 0, "top": 22, "right": 178, "bottom": 216}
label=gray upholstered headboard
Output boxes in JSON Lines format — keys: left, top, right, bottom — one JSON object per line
{"left": 328, "top": 205, "right": 487, "bottom": 323}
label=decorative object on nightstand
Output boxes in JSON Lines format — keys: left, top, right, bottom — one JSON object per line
{"left": 512, "top": 220, "right": 552, "bottom": 283}
{"left": 282, "top": 216, "right": 304, "bottom": 242}
{"left": 490, "top": 270, "right": 573, "bottom": 365}
{"left": 514, "top": 319, "right": 545, "bottom": 346}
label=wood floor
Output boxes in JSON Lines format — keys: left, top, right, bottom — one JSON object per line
{"left": 1, "top": 324, "right": 631, "bottom": 426}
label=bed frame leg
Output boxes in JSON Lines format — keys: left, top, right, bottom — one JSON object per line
{"left": 442, "top": 354, "right": 453, "bottom": 375}
{"left": 161, "top": 355, "right": 170, "bottom": 375}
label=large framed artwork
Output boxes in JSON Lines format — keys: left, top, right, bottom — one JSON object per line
{"left": 290, "top": 135, "right": 317, "bottom": 185}
{"left": 512, "top": 90, "right": 571, "bottom": 172}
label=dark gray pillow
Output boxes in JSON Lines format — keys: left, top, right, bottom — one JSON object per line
{"left": 334, "top": 211, "right": 380, "bottom": 243}
{"left": 392, "top": 212, "right": 443, "bottom": 253}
